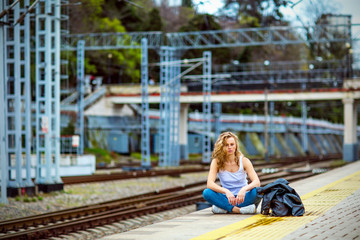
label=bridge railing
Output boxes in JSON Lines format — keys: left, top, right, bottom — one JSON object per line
{"left": 187, "top": 112, "right": 349, "bottom": 135}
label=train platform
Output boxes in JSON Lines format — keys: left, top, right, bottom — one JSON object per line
{"left": 100, "top": 160, "right": 360, "bottom": 240}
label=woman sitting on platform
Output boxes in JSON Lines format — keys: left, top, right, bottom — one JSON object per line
{"left": 203, "top": 131, "right": 261, "bottom": 214}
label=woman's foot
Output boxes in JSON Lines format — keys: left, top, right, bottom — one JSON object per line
{"left": 239, "top": 204, "right": 256, "bottom": 214}
{"left": 212, "top": 205, "right": 227, "bottom": 214}
{"left": 232, "top": 204, "right": 256, "bottom": 214}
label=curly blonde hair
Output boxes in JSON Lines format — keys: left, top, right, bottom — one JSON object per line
{"left": 212, "top": 132, "right": 243, "bottom": 171}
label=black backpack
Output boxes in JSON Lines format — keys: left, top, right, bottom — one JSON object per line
{"left": 257, "top": 178, "right": 305, "bottom": 217}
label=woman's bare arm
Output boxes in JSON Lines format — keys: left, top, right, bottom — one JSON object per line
{"left": 207, "top": 159, "right": 236, "bottom": 205}
{"left": 242, "top": 157, "right": 261, "bottom": 191}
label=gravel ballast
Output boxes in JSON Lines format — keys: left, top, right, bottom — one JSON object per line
{"left": 0, "top": 171, "right": 209, "bottom": 239}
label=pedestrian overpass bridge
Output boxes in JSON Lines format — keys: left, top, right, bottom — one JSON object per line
{"left": 78, "top": 82, "right": 360, "bottom": 162}
{"left": 108, "top": 87, "right": 360, "bottom": 104}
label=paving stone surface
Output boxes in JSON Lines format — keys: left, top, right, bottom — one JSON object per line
{"left": 284, "top": 189, "right": 360, "bottom": 240}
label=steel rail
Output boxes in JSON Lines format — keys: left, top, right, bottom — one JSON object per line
{"left": 0, "top": 180, "right": 207, "bottom": 234}
{"left": 0, "top": 190, "right": 204, "bottom": 240}
{"left": 0, "top": 169, "right": 318, "bottom": 240}
{"left": 0, "top": 155, "right": 343, "bottom": 239}
{"left": 63, "top": 154, "right": 342, "bottom": 185}
{"left": 61, "top": 166, "right": 209, "bottom": 184}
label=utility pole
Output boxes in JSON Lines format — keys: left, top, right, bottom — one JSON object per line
{"left": 264, "top": 88, "right": 269, "bottom": 162}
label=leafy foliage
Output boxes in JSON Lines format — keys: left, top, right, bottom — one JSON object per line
{"left": 145, "top": 8, "right": 163, "bottom": 31}
{"left": 182, "top": 0, "right": 193, "bottom": 7}
{"left": 67, "top": 0, "right": 142, "bottom": 83}
{"left": 61, "top": 121, "right": 75, "bottom": 136}
{"left": 308, "top": 14, "right": 351, "bottom": 64}
{"left": 179, "top": 14, "right": 231, "bottom": 66}
{"left": 84, "top": 147, "right": 113, "bottom": 164}
{"left": 223, "top": 0, "right": 289, "bottom": 26}
{"left": 180, "top": 13, "right": 221, "bottom": 32}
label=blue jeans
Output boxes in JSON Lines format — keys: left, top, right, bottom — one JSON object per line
{"left": 203, "top": 188, "right": 258, "bottom": 212}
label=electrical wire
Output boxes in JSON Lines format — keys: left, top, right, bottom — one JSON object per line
{"left": 122, "top": 0, "right": 144, "bottom": 9}
{"left": 0, "top": 0, "right": 20, "bottom": 19}
{"left": 14, "top": 0, "right": 40, "bottom": 26}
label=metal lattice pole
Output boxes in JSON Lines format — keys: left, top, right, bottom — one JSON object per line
{"left": 23, "top": 0, "right": 33, "bottom": 187}
{"left": 264, "top": 88, "right": 269, "bottom": 161}
{"left": 169, "top": 49, "right": 174, "bottom": 166}
{"left": 269, "top": 101, "right": 275, "bottom": 156}
{"left": 60, "top": 0, "right": 70, "bottom": 93}
{"left": 141, "top": 38, "right": 151, "bottom": 168}
{"left": 159, "top": 47, "right": 170, "bottom": 167}
{"left": 302, "top": 83, "right": 308, "bottom": 154}
{"left": 174, "top": 50, "right": 181, "bottom": 166}
{"left": 35, "top": 0, "right": 62, "bottom": 185}
{"left": 76, "top": 40, "right": 85, "bottom": 155}
{"left": 159, "top": 47, "right": 181, "bottom": 167}
{"left": 167, "top": 49, "right": 174, "bottom": 166}
{"left": 3, "top": 1, "right": 33, "bottom": 190}
{"left": 169, "top": 49, "right": 181, "bottom": 166}
{"left": 54, "top": 0, "right": 61, "bottom": 183}
{"left": 0, "top": 1, "right": 8, "bottom": 204}
{"left": 202, "top": 51, "right": 212, "bottom": 163}
{"left": 214, "top": 103, "right": 222, "bottom": 139}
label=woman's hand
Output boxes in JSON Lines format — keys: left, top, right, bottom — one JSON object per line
{"left": 225, "top": 189, "right": 237, "bottom": 205}
{"left": 236, "top": 187, "right": 246, "bottom": 205}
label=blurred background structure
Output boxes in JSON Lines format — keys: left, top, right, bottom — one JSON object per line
{"left": 1, "top": 0, "right": 360, "bottom": 204}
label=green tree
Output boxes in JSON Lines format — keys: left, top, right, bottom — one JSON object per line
{"left": 182, "top": 0, "right": 193, "bottom": 7}
{"left": 67, "top": 0, "right": 142, "bottom": 83}
{"left": 61, "top": 121, "right": 76, "bottom": 136}
{"left": 216, "top": 1, "right": 299, "bottom": 67}
{"left": 223, "top": 0, "right": 288, "bottom": 27}
{"left": 69, "top": 0, "right": 105, "bottom": 33}
{"left": 179, "top": 14, "right": 230, "bottom": 65}
{"left": 145, "top": 8, "right": 163, "bottom": 31}
{"left": 180, "top": 13, "right": 221, "bottom": 32}
{"left": 308, "top": 14, "right": 350, "bottom": 63}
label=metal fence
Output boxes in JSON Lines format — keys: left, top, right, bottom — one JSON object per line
{"left": 32, "top": 136, "right": 80, "bottom": 155}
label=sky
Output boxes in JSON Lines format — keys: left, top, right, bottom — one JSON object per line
{"left": 192, "top": 0, "right": 360, "bottom": 23}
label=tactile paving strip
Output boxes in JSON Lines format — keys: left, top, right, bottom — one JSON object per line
{"left": 192, "top": 171, "right": 360, "bottom": 240}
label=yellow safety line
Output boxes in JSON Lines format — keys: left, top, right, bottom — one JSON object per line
{"left": 192, "top": 171, "right": 360, "bottom": 240}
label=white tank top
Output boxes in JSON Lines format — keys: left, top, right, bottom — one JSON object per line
{"left": 217, "top": 156, "right": 248, "bottom": 195}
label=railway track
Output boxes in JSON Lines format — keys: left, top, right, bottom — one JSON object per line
{"left": 0, "top": 155, "right": 343, "bottom": 240}
{"left": 61, "top": 166, "right": 208, "bottom": 185}
{"left": 63, "top": 153, "right": 342, "bottom": 185}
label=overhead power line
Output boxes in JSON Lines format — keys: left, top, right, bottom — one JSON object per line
{"left": 0, "top": 0, "right": 20, "bottom": 20}
{"left": 14, "top": 0, "right": 40, "bottom": 26}
{"left": 121, "top": 0, "right": 144, "bottom": 8}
